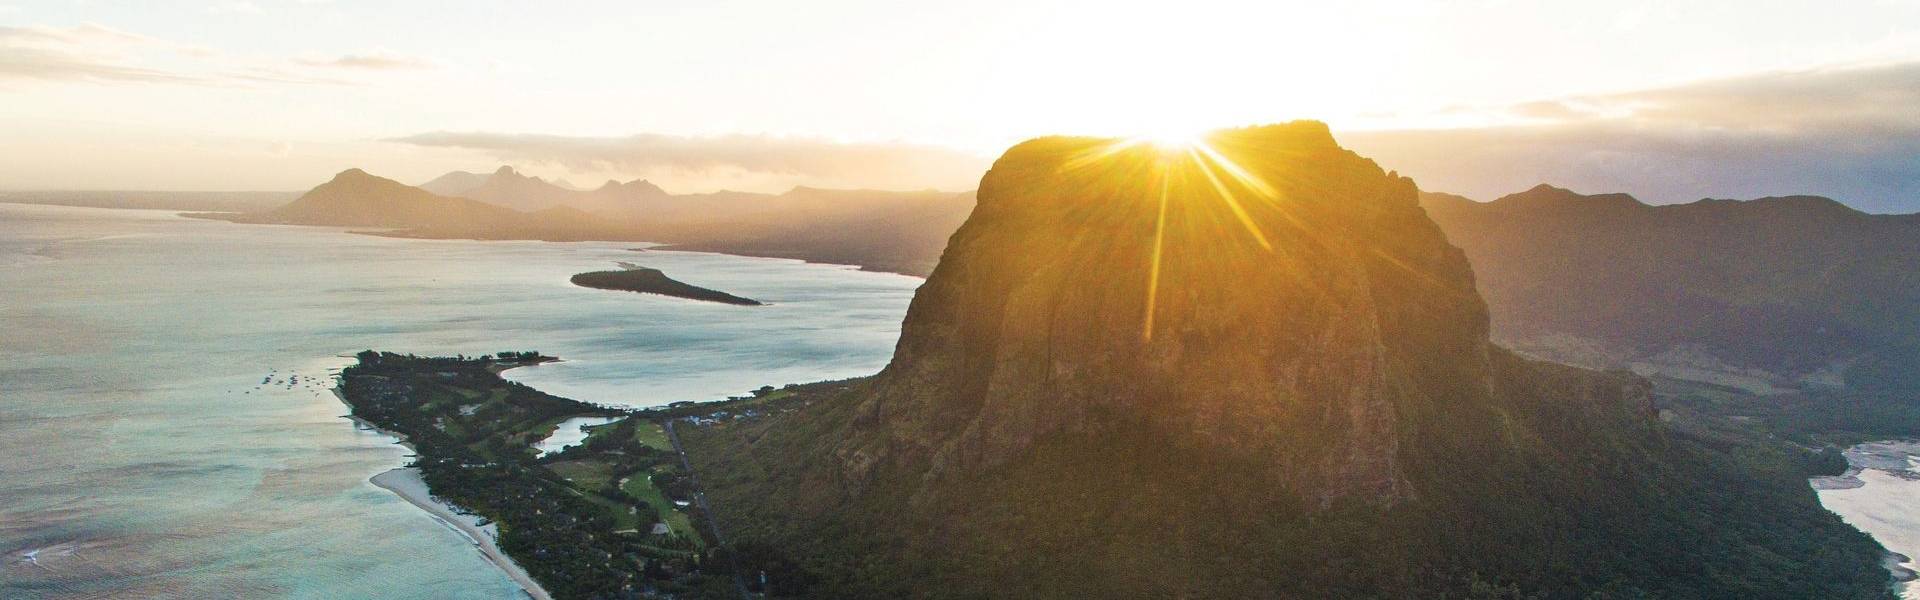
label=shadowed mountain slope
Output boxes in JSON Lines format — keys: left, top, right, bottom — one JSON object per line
{"left": 679, "top": 123, "right": 1892, "bottom": 599}
{"left": 1422, "top": 185, "right": 1920, "bottom": 392}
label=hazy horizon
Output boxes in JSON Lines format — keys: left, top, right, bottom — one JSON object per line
{"left": 9, "top": 5, "right": 1920, "bottom": 598}
{"left": 5, "top": 1, "right": 1920, "bottom": 210}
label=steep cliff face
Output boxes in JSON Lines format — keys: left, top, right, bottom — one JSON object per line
{"left": 680, "top": 123, "right": 1892, "bottom": 599}
{"left": 845, "top": 122, "right": 1490, "bottom": 505}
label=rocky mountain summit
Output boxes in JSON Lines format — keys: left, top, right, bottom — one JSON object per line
{"left": 846, "top": 122, "right": 1498, "bottom": 506}
{"left": 681, "top": 122, "right": 1891, "bottom": 598}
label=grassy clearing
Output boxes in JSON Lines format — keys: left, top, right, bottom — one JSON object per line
{"left": 758, "top": 389, "right": 795, "bottom": 402}
{"left": 622, "top": 474, "right": 701, "bottom": 546}
{"left": 580, "top": 491, "right": 647, "bottom": 531}
{"left": 632, "top": 421, "right": 673, "bottom": 451}
{"left": 548, "top": 459, "right": 616, "bottom": 490}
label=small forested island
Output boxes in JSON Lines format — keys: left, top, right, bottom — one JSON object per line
{"left": 338, "top": 350, "right": 817, "bottom": 599}
{"left": 571, "top": 266, "right": 763, "bottom": 306}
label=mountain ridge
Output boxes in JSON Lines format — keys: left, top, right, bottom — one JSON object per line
{"left": 222, "top": 168, "right": 522, "bottom": 229}
{"left": 1420, "top": 184, "right": 1920, "bottom": 392}
{"left": 677, "top": 122, "right": 1892, "bottom": 598}
{"left": 214, "top": 165, "right": 977, "bottom": 276}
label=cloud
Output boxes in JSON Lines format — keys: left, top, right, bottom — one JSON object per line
{"left": 0, "top": 23, "right": 200, "bottom": 84}
{"left": 0, "top": 23, "right": 157, "bottom": 46}
{"left": 387, "top": 131, "right": 992, "bottom": 192}
{"left": 0, "top": 22, "right": 362, "bottom": 87}
{"left": 1342, "top": 61, "right": 1920, "bottom": 213}
{"left": 295, "top": 51, "right": 435, "bottom": 70}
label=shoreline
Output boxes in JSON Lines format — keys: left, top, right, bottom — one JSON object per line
{"left": 334, "top": 388, "right": 418, "bottom": 451}
{"left": 1811, "top": 439, "right": 1920, "bottom": 595}
{"left": 333, "top": 388, "right": 553, "bottom": 600}
{"left": 570, "top": 267, "right": 765, "bottom": 306}
{"left": 370, "top": 467, "right": 553, "bottom": 600}
{"left": 178, "top": 206, "right": 945, "bottom": 278}
{"left": 191, "top": 210, "right": 937, "bottom": 278}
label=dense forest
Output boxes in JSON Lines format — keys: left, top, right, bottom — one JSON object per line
{"left": 680, "top": 353, "right": 1895, "bottom": 599}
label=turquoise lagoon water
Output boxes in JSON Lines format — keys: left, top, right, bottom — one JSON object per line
{"left": 6, "top": 202, "right": 1916, "bottom": 598}
{"left": 0, "top": 203, "right": 919, "bottom": 598}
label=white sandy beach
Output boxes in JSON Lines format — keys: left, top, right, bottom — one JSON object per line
{"left": 371, "top": 467, "right": 553, "bottom": 600}
{"left": 1814, "top": 440, "right": 1920, "bottom": 596}
{"left": 337, "top": 388, "right": 551, "bottom": 600}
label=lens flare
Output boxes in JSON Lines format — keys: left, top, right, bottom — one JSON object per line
{"left": 1063, "top": 127, "right": 1285, "bottom": 341}
{"left": 1137, "top": 127, "right": 1206, "bottom": 153}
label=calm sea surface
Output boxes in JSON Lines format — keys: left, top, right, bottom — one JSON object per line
{"left": 0, "top": 203, "right": 918, "bottom": 598}
{"left": 5, "top": 202, "right": 1916, "bottom": 598}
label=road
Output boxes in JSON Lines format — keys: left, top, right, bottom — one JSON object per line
{"left": 666, "top": 419, "right": 753, "bottom": 599}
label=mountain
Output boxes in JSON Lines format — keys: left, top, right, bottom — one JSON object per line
{"left": 1421, "top": 184, "right": 1920, "bottom": 393}
{"left": 571, "top": 177, "right": 675, "bottom": 215}
{"left": 678, "top": 123, "right": 1890, "bottom": 598}
{"left": 417, "top": 169, "right": 492, "bottom": 197}
{"left": 230, "top": 166, "right": 976, "bottom": 275}
{"left": 661, "top": 188, "right": 975, "bottom": 275}
{"left": 218, "top": 168, "right": 523, "bottom": 229}
{"left": 444, "top": 166, "right": 585, "bottom": 212}
{"left": 422, "top": 166, "right": 674, "bottom": 214}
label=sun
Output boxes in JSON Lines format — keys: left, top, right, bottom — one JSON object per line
{"left": 1135, "top": 126, "right": 1209, "bottom": 153}
{"left": 1062, "top": 123, "right": 1284, "bottom": 341}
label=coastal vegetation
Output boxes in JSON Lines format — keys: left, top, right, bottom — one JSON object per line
{"left": 1654, "top": 376, "right": 1920, "bottom": 449}
{"left": 571, "top": 267, "right": 763, "bottom": 306}
{"left": 337, "top": 351, "right": 744, "bottom": 599}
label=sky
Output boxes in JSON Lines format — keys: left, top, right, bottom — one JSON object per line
{"left": 2, "top": 1, "right": 1919, "bottom": 210}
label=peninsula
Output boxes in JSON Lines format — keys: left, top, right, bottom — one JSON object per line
{"left": 336, "top": 350, "right": 743, "bottom": 599}
{"left": 571, "top": 266, "right": 763, "bottom": 306}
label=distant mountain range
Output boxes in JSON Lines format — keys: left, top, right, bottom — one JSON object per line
{"left": 1422, "top": 184, "right": 1920, "bottom": 394}
{"left": 420, "top": 166, "right": 652, "bottom": 213}
{"left": 197, "top": 165, "right": 1920, "bottom": 394}
{"left": 203, "top": 165, "right": 975, "bottom": 276}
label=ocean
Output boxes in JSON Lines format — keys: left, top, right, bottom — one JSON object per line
{"left": 0, "top": 203, "right": 919, "bottom": 598}
{"left": 1814, "top": 441, "right": 1920, "bottom": 597}
{"left": 5, "top": 202, "right": 1916, "bottom": 598}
